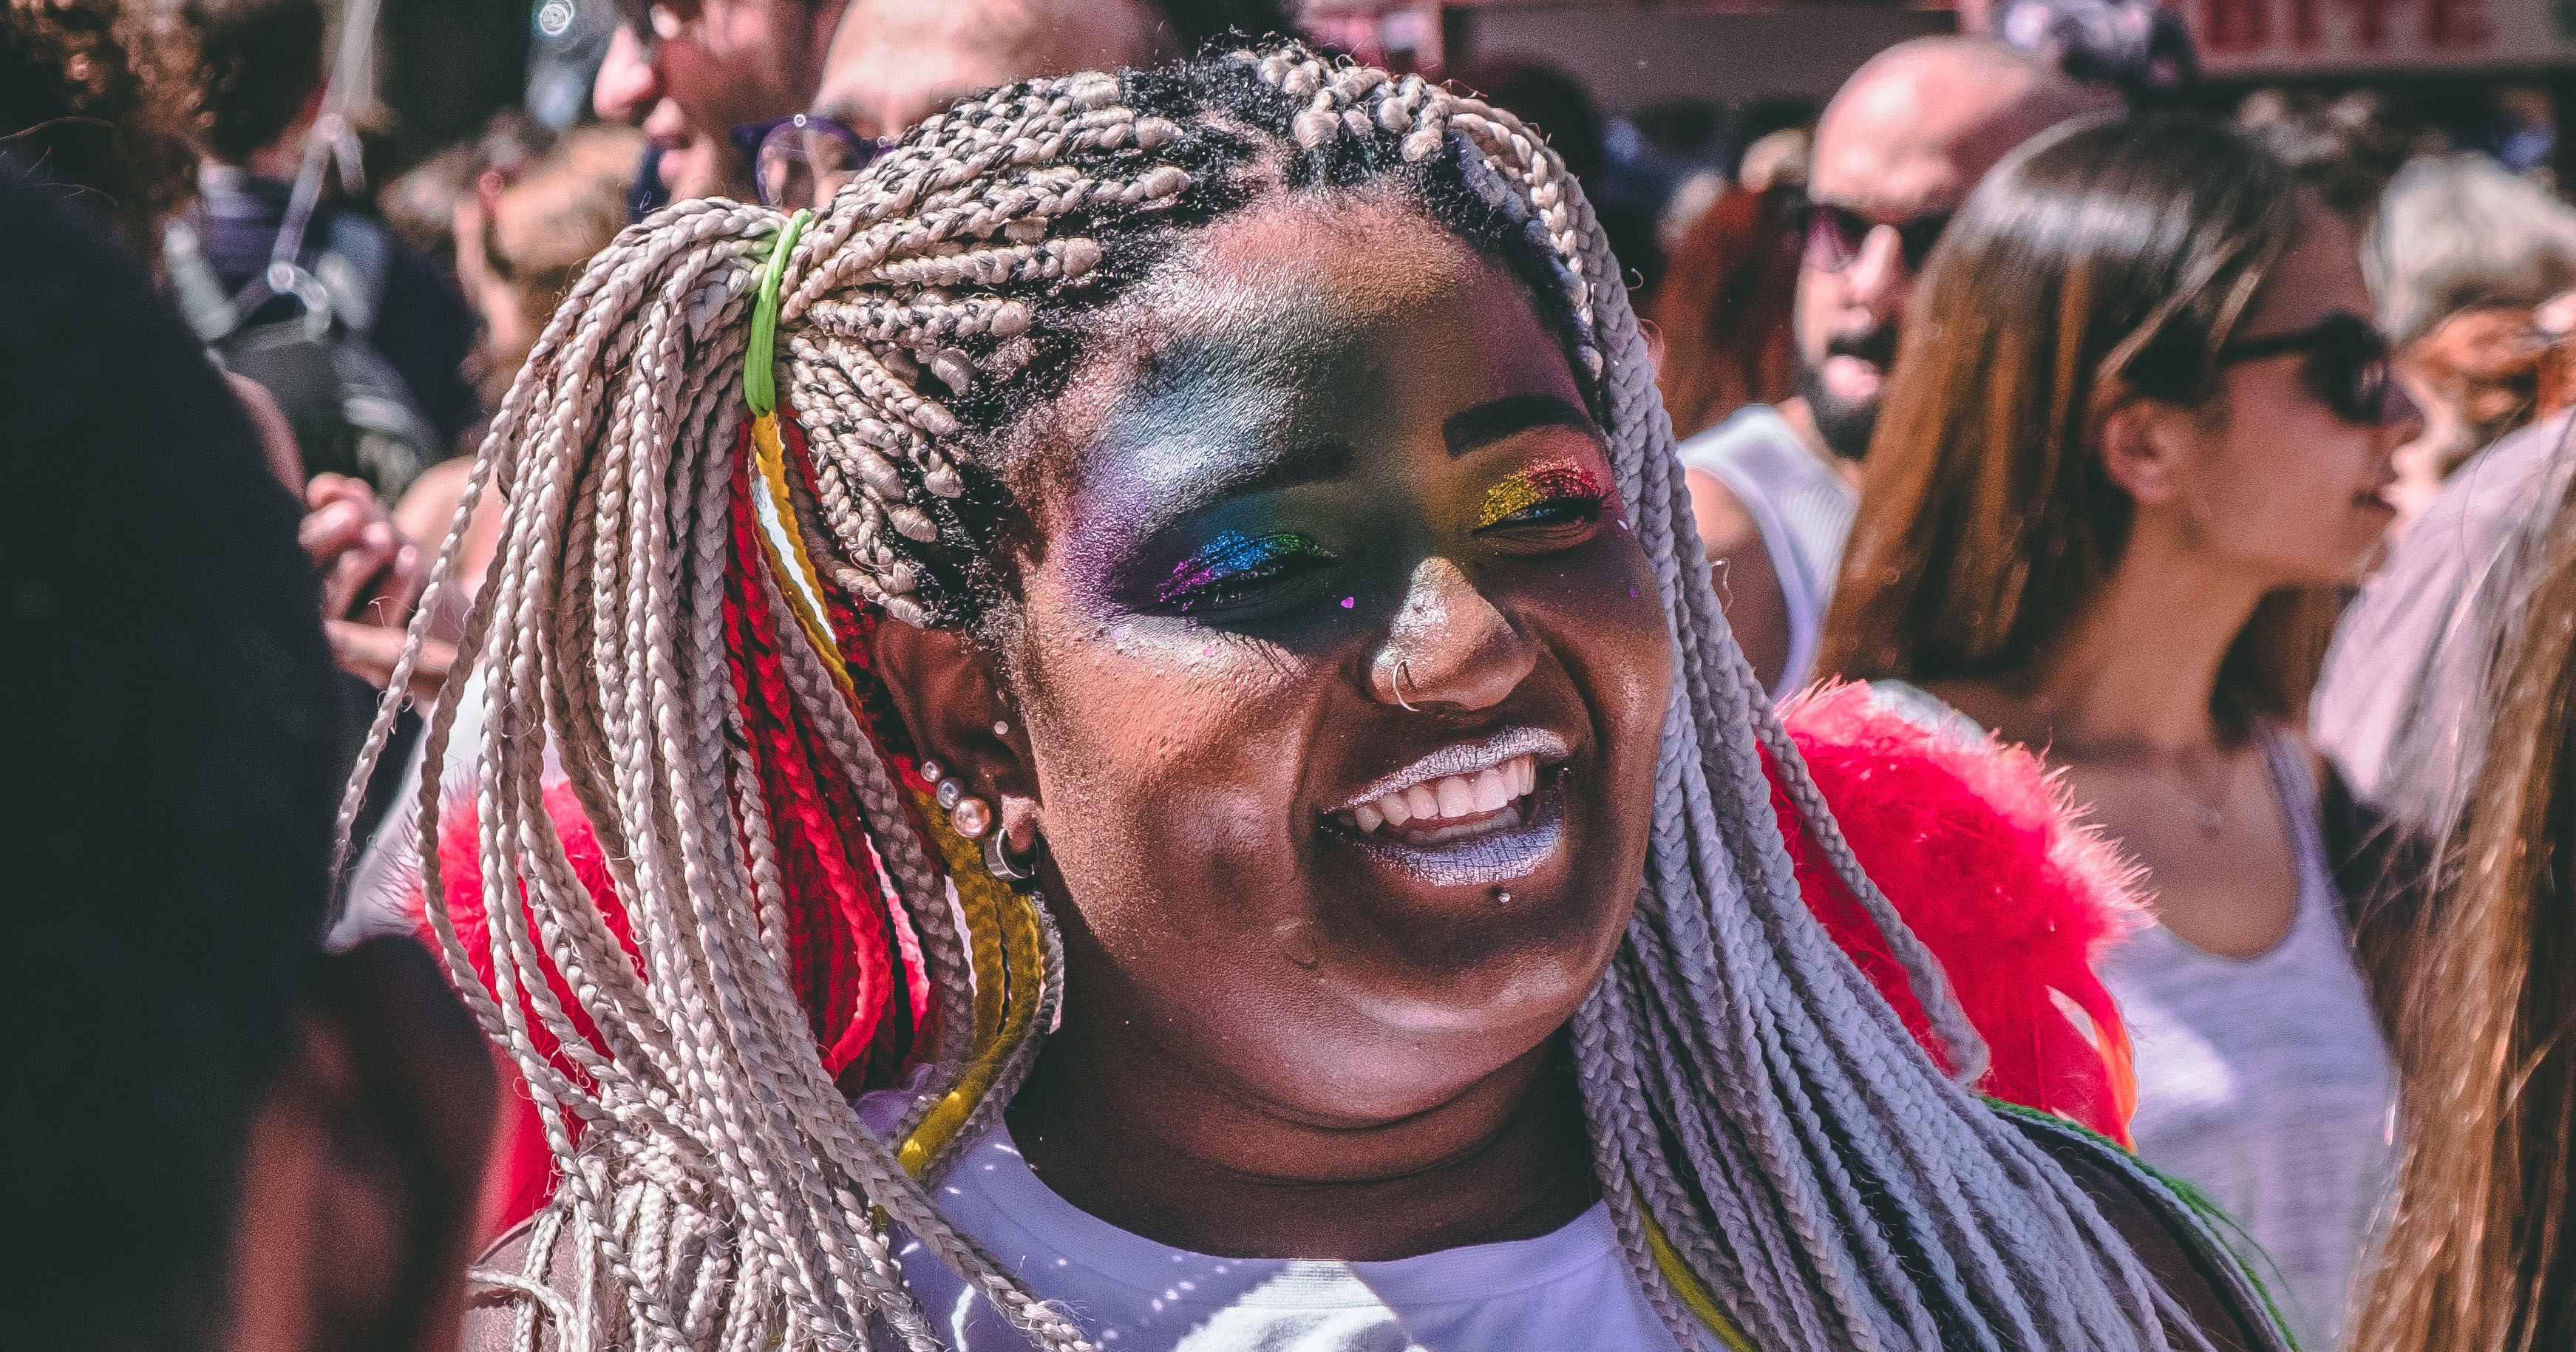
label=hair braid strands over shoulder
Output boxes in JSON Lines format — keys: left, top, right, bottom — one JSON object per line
{"left": 367, "top": 40, "right": 2241, "bottom": 1352}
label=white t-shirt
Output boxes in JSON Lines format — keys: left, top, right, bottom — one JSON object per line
{"left": 879, "top": 1114, "right": 1685, "bottom": 1352}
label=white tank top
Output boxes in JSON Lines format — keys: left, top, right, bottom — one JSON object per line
{"left": 1674, "top": 405, "right": 1858, "bottom": 700}
{"left": 2101, "top": 727, "right": 2397, "bottom": 1352}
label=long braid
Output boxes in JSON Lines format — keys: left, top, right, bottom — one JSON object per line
{"left": 360, "top": 41, "right": 2237, "bottom": 1352}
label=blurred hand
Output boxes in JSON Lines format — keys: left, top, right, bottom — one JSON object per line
{"left": 324, "top": 620, "right": 455, "bottom": 707}
{"left": 302, "top": 473, "right": 426, "bottom": 628}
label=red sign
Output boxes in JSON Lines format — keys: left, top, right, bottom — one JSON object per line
{"left": 2187, "top": 0, "right": 2575, "bottom": 72}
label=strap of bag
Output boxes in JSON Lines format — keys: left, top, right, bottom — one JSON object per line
{"left": 162, "top": 217, "right": 244, "bottom": 345}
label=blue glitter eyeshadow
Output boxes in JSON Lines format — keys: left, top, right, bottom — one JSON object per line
{"left": 1156, "top": 531, "right": 1325, "bottom": 606}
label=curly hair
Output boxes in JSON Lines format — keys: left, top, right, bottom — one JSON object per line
{"left": 0, "top": 0, "right": 198, "bottom": 257}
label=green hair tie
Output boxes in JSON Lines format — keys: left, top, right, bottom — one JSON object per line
{"left": 743, "top": 208, "right": 812, "bottom": 418}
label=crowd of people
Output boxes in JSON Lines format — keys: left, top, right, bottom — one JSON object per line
{"left": 11, "top": 0, "right": 2576, "bottom": 1350}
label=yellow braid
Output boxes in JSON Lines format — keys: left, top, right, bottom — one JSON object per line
{"left": 1645, "top": 1209, "right": 1759, "bottom": 1352}
{"left": 899, "top": 793, "right": 1048, "bottom": 1176}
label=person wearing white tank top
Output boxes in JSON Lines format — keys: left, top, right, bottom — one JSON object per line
{"left": 2101, "top": 728, "right": 2394, "bottom": 1351}
{"left": 1676, "top": 406, "right": 1858, "bottom": 702}
{"left": 1816, "top": 118, "right": 2421, "bottom": 1351}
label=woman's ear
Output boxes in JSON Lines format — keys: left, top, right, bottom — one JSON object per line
{"left": 869, "top": 617, "right": 1042, "bottom": 847}
{"left": 225, "top": 939, "right": 496, "bottom": 1352}
{"left": 2095, "top": 394, "right": 2195, "bottom": 507}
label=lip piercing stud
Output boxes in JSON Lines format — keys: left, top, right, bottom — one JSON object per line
{"left": 1393, "top": 660, "right": 1419, "bottom": 713}
{"left": 1493, "top": 889, "right": 1512, "bottom": 906}
{"left": 993, "top": 719, "right": 1010, "bottom": 737}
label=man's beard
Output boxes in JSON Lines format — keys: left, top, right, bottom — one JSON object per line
{"left": 1796, "top": 322, "right": 1900, "bottom": 461}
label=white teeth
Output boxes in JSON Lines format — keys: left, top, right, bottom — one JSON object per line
{"left": 1435, "top": 776, "right": 1475, "bottom": 818}
{"left": 1404, "top": 783, "right": 1441, "bottom": 821}
{"left": 1348, "top": 754, "right": 1544, "bottom": 835}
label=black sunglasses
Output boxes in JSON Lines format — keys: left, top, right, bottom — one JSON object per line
{"left": 727, "top": 113, "right": 891, "bottom": 210}
{"left": 1800, "top": 200, "right": 1953, "bottom": 274}
{"left": 2215, "top": 313, "right": 2403, "bottom": 427}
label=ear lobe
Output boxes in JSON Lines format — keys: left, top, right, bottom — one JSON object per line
{"left": 2094, "top": 397, "right": 2187, "bottom": 506}
{"left": 226, "top": 940, "right": 495, "bottom": 1352}
{"left": 868, "top": 617, "right": 1040, "bottom": 835}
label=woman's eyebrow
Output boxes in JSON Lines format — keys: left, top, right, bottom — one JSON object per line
{"left": 1441, "top": 394, "right": 1601, "bottom": 458}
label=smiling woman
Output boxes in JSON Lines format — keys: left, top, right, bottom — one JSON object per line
{"left": 370, "top": 42, "right": 2294, "bottom": 1352}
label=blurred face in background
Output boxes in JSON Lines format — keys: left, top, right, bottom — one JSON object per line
{"left": 604, "top": 0, "right": 842, "bottom": 200}
{"left": 1796, "top": 40, "right": 2094, "bottom": 459}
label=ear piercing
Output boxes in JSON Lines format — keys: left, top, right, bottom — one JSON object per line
{"left": 917, "top": 758, "right": 1041, "bottom": 885}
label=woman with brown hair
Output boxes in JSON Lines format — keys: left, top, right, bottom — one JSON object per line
{"left": 2346, "top": 475, "right": 2576, "bottom": 1351}
{"left": 1651, "top": 176, "right": 1804, "bottom": 442}
{"left": 1819, "top": 115, "right": 2419, "bottom": 1351}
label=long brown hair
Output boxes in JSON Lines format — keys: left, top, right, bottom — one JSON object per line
{"left": 1817, "top": 116, "right": 2340, "bottom": 730}
{"left": 1653, "top": 180, "right": 1803, "bottom": 438}
{"left": 2348, "top": 472, "right": 2576, "bottom": 1352}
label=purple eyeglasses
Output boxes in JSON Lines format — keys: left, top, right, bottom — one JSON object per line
{"left": 727, "top": 114, "right": 891, "bottom": 211}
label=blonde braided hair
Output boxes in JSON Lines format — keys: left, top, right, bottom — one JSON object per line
{"left": 345, "top": 41, "right": 2246, "bottom": 1352}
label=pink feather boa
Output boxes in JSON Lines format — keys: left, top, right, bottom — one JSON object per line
{"left": 1774, "top": 682, "right": 2143, "bottom": 1144}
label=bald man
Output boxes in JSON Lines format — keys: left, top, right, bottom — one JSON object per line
{"left": 1682, "top": 37, "right": 2107, "bottom": 698}
{"left": 813, "top": 0, "right": 1170, "bottom": 146}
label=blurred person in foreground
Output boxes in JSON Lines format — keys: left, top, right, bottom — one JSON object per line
{"left": 0, "top": 160, "right": 495, "bottom": 1352}
{"left": 1819, "top": 117, "right": 2420, "bottom": 1351}
{"left": 2347, "top": 474, "right": 2576, "bottom": 1352}
{"left": 2358, "top": 153, "right": 2576, "bottom": 526}
{"left": 1681, "top": 36, "right": 2102, "bottom": 699}
{"left": 171, "top": 0, "right": 481, "bottom": 483}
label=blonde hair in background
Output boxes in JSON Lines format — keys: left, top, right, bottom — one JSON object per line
{"left": 2371, "top": 152, "right": 2576, "bottom": 346}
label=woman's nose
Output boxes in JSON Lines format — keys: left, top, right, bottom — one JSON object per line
{"left": 2376, "top": 373, "right": 2425, "bottom": 446}
{"left": 1370, "top": 557, "right": 1535, "bottom": 713}
{"left": 591, "top": 25, "right": 661, "bottom": 125}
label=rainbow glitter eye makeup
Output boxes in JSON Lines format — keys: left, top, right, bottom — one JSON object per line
{"left": 1155, "top": 529, "right": 1332, "bottom": 612}
{"left": 1475, "top": 463, "right": 1608, "bottom": 532}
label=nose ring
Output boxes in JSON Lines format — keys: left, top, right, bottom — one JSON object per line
{"left": 1393, "top": 660, "right": 1420, "bottom": 713}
